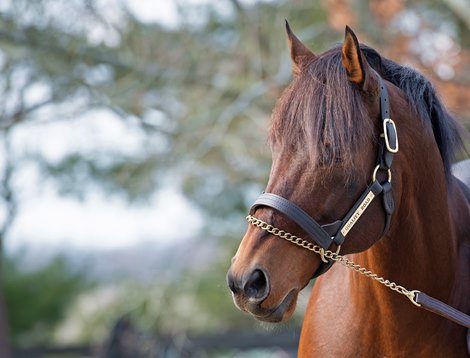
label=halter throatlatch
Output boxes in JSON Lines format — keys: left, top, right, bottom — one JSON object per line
{"left": 248, "top": 77, "right": 398, "bottom": 277}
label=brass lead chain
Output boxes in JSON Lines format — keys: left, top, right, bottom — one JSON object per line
{"left": 246, "top": 215, "right": 421, "bottom": 307}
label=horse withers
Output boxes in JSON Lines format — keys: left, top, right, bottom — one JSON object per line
{"left": 227, "top": 24, "right": 470, "bottom": 357}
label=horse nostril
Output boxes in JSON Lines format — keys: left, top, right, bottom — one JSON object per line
{"left": 243, "top": 269, "right": 269, "bottom": 301}
{"left": 227, "top": 270, "right": 239, "bottom": 294}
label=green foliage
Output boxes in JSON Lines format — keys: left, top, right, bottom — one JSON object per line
{"left": 41, "top": 153, "right": 160, "bottom": 202}
{"left": 3, "top": 253, "right": 92, "bottom": 347}
{"left": 53, "top": 239, "right": 302, "bottom": 345}
{"left": 1, "top": 0, "right": 337, "bottom": 216}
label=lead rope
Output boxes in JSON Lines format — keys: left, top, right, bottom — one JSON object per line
{"left": 246, "top": 214, "right": 421, "bottom": 307}
{"left": 246, "top": 215, "right": 470, "bottom": 332}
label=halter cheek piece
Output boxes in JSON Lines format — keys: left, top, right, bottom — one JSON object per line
{"left": 248, "top": 77, "right": 398, "bottom": 278}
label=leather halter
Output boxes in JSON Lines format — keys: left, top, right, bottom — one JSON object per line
{"left": 249, "top": 77, "right": 397, "bottom": 278}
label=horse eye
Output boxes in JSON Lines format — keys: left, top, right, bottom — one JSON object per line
{"left": 333, "top": 153, "right": 343, "bottom": 164}
{"left": 319, "top": 145, "right": 342, "bottom": 166}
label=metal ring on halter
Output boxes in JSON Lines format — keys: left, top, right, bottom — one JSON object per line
{"left": 372, "top": 165, "right": 392, "bottom": 183}
{"left": 319, "top": 244, "right": 341, "bottom": 263}
{"left": 319, "top": 248, "right": 328, "bottom": 263}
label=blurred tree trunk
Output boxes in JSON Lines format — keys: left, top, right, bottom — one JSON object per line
{"left": 0, "top": 133, "right": 14, "bottom": 357}
{"left": 0, "top": 236, "right": 11, "bottom": 357}
{"left": 0, "top": 275, "right": 11, "bottom": 357}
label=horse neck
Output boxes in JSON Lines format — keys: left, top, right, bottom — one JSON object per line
{"left": 353, "top": 164, "right": 463, "bottom": 307}
{"left": 317, "top": 170, "right": 470, "bottom": 357}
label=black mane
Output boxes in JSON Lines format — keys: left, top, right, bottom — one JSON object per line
{"left": 362, "top": 45, "right": 464, "bottom": 178}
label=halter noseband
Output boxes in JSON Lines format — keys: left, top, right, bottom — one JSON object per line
{"left": 248, "top": 77, "right": 398, "bottom": 277}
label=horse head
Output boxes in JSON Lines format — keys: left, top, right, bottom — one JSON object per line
{"left": 225, "top": 23, "right": 450, "bottom": 323}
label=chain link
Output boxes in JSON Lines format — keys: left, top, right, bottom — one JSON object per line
{"left": 246, "top": 215, "right": 421, "bottom": 306}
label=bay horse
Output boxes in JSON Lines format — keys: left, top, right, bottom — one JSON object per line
{"left": 227, "top": 24, "right": 470, "bottom": 357}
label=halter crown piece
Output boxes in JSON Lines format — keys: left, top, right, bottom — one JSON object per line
{"left": 248, "top": 76, "right": 397, "bottom": 277}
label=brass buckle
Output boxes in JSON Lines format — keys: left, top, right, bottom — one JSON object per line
{"left": 383, "top": 118, "right": 399, "bottom": 153}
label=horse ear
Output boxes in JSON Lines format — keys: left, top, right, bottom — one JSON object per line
{"left": 341, "top": 26, "right": 372, "bottom": 89}
{"left": 285, "top": 20, "right": 315, "bottom": 75}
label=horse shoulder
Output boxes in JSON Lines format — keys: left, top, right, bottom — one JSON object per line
{"left": 298, "top": 264, "right": 380, "bottom": 357}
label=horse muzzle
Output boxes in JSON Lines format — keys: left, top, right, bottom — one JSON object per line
{"left": 227, "top": 267, "right": 298, "bottom": 322}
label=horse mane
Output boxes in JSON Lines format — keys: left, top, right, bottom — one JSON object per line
{"left": 361, "top": 45, "right": 464, "bottom": 179}
{"left": 270, "top": 44, "right": 463, "bottom": 181}
{"left": 270, "top": 47, "right": 375, "bottom": 178}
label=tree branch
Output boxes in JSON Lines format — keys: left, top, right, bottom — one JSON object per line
{"left": 0, "top": 97, "right": 57, "bottom": 131}
{"left": 442, "top": 0, "right": 470, "bottom": 31}
{"left": 0, "top": 26, "right": 162, "bottom": 80}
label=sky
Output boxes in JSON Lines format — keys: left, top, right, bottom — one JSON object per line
{"left": 7, "top": 105, "right": 204, "bottom": 251}
{"left": 4, "top": 1, "right": 214, "bottom": 252}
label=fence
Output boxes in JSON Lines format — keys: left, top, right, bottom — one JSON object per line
{"left": 13, "top": 319, "right": 300, "bottom": 357}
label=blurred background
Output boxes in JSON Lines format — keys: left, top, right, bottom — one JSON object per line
{"left": 0, "top": 0, "right": 469, "bottom": 357}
